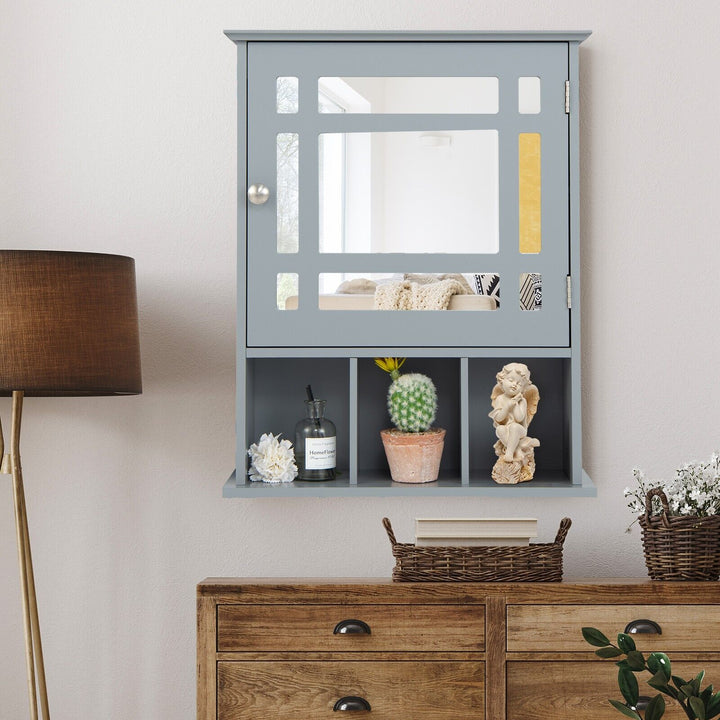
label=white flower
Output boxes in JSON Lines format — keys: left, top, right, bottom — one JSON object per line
{"left": 247, "top": 433, "right": 298, "bottom": 483}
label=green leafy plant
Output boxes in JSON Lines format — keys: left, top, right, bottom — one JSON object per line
{"left": 374, "top": 357, "right": 437, "bottom": 433}
{"left": 582, "top": 627, "right": 720, "bottom": 720}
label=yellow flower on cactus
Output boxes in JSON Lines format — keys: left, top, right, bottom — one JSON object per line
{"left": 374, "top": 357, "right": 406, "bottom": 380}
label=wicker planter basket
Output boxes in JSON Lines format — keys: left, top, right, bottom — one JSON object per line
{"left": 640, "top": 487, "right": 720, "bottom": 581}
{"left": 382, "top": 516, "right": 571, "bottom": 582}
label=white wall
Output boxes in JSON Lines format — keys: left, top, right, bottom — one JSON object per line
{"left": 1, "top": 0, "right": 719, "bottom": 717}
{"left": 381, "top": 128, "right": 499, "bottom": 253}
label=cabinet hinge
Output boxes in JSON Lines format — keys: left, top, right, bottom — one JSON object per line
{"left": 564, "top": 81, "right": 570, "bottom": 114}
{"left": 566, "top": 275, "right": 572, "bottom": 309}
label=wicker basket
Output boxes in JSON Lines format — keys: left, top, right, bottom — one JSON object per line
{"left": 640, "top": 487, "right": 720, "bottom": 581}
{"left": 382, "top": 516, "right": 571, "bottom": 582}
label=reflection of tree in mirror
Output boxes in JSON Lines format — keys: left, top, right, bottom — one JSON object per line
{"left": 276, "top": 132, "right": 299, "bottom": 253}
{"left": 275, "top": 72, "right": 300, "bottom": 255}
{"left": 276, "top": 76, "right": 298, "bottom": 113}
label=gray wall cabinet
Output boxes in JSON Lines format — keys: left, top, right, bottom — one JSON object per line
{"left": 224, "top": 31, "right": 594, "bottom": 497}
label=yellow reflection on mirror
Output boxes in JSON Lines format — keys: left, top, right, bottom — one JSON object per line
{"left": 519, "top": 133, "right": 541, "bottom": 254}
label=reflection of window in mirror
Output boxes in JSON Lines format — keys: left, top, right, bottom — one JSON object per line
{"left": 318, "top": 77, "right": 499, "bottom": 114}
{"left": 319, "top": 78, "right": 371, "bottom": 254}
{"left": 318, "top": 78, "right": 372, "bottom": 113}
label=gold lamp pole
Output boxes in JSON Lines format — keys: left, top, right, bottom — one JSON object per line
{"left": 2, "top": 391, "right": 50, "bottom": 720}
{"left": 0, "top": 251, "right": 142, "bottom": 719}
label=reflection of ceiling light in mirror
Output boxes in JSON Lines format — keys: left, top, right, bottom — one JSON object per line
{"left": 419, "top": 133, "right": 451, "bottom": 147}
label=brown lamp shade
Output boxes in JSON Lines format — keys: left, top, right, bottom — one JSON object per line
{"left": 0, "top": 250, "right": 142, "bottom": 396}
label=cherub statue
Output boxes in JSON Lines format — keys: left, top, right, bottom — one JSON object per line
{"left": 488, "top": 363, "right": 540, "bottom": 484}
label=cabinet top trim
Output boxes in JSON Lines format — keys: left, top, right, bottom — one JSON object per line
{"left": 224, "top": 30, "right": 592, "bottom": 44}
{"left": 197, "top": 578, "right": 720, "bottom": 604}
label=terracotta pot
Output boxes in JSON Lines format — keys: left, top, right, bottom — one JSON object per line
{"left": 380, "top": 428, "right": 446, "bottom": 484}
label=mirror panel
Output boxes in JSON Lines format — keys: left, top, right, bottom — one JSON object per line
{"left": 277, "top": 273, "right": 298, "bottom": 310}
{"left": 277, "top": 76, "right": 299, "bottom": 113}
{"left": 518, "top": 77, "right": 541, "bottom": 114}
{"left": 316, "top": 273, "right": 499, "bottom": 311}
{"left": 277, "top": 132, "right": 299, "bottom": 253}
{"left": 318, "top": 76, "right": 499, "bottom": 114}
{"left": 520, "top": 273, "right": 542, "bottom": 310}
{"left": 319, "top": 130, "right": 499, "bottom": 254}
{"left": 519, "top": 132, "right": 541, "bottom": 254}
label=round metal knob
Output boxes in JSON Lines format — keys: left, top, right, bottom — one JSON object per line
{"left": 247, "top": 183, "right": 270, "bottom": 205}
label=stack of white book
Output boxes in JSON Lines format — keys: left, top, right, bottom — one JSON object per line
{"left": 415, "top": 518, "right": 538, "bottom": 547}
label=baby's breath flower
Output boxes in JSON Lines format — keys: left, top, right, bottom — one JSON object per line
{"left": 627, "top": 452, "right": 720, "bottom": 525}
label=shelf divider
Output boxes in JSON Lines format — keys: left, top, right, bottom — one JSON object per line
{"left": 460, "top": 357, "right": 469, "bottom": 485}
{"left": 349, "top": 358, "right": 358, "bottom": 484}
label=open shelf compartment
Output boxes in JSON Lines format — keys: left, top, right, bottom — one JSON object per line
{"left": 230, "top": 355, "right": 594, "bottom": 497}
{"left": 468, "top": 357, "right": 573, "bottom": 485}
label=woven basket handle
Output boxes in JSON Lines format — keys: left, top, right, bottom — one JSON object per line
{"left": 382, "top": 517, "right": 398, "bottom": 547}
{"left": 554, "top": 517, "right": 572, "bottom": 546}
{"left": 644, "top": 487, "right": 671, "bottom": 521}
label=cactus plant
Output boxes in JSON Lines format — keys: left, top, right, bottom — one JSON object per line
{"left": 375, "top": 358, "right": 444, "bottom": 484}
{"left": 374, "top": 357, "right": 437, "bottom": 433}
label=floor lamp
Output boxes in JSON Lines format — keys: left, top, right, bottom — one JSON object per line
{"left": 0, "top": 250, "right": 142, "bottom": 720}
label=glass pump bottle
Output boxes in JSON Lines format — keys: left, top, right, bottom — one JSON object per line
{"left": 295, "top": 399, "right": 336, "bottom": 481}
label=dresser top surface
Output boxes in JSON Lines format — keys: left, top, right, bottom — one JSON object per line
{"left": 198, "top": 578, "right": 720, "bottom": 603}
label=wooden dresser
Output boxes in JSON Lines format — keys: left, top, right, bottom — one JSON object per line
{"left": 198, "top": 578, "right": 720, "bottom": 720}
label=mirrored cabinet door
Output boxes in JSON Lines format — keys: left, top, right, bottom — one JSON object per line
{"left": 246, "top": 41, "right": 570, "bottom": 348}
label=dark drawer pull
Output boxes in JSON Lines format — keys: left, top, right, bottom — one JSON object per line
{"left": 624, "top": 619, "right": 662, "bottom": 635}
{"left": 333, "top": 696, "right": 371, "bottom": 712}
{"left": 333, "top": 619, "right": 371, "bottom": 635}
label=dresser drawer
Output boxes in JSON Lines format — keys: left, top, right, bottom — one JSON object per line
{"left": 217, "top": 604, "right": 484, "bottom": 652}
{"left": 507, "top": 604, "right": 720, "bottom": 652}
{"left": 218, "top": 661, "right": 484, "bottom": 719}
{"left": 508, "top": 661, "right": 720, "bottom": 720}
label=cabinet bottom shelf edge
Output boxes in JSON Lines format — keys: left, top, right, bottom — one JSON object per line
{"left": 223, "top": 470, "right": 595, "bottom": 497}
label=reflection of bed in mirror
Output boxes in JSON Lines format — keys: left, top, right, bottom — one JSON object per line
{"left": 284, "top": 273, "right": 500, "bottom": 311}
{"left": 285, "top": 294, "right": 496, "bottom": 311}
